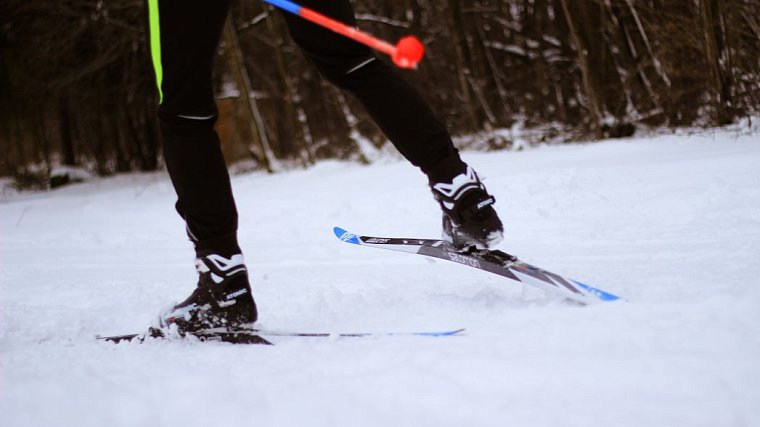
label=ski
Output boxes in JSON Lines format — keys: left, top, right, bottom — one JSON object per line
{"left": 96, "top": 330, "right": 273, "bottom": 345}
{"left": 96, "top": 327, "right": 465, "bottom": 345}
{"left": 250, "top": 328, "right": 465, "bottom": 338}
{"left": 333, "top": 227, "right": 621, "bottom": 305}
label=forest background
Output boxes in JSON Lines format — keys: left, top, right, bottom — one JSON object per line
{"left": 1, "top": 0, "right": 758, "bottom": 184}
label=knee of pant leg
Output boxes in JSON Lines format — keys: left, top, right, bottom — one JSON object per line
{"left": 158, "top": 103, "right": 219, "bottom": 127}
{"left": 158, "top": 72, "right": 218, "bottom": 126}
{"left": 310, "top": 53, "right": 388, "bottom": 91}
{"left": 286, "top": 24, "right": 382, "bottom": 89}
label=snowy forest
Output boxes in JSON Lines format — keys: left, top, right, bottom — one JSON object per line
{"left": 2, "top": 2, "right": 760, "bottom": 425}
{"left": 2, "top": 0, "right": 759, "bottom": 181}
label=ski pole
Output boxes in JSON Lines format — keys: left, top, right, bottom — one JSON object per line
{"left": 260, "top": 0, "right": 425, "bottom": 69}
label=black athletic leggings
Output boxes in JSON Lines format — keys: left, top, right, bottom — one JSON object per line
{"left": 150, "top": 0, "right": 463, "bottom": 255}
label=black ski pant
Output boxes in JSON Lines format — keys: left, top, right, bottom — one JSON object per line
{"left": 150, "top": 0, "right": 465, "bottom": 256}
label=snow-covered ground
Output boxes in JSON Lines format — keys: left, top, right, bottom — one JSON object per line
{"left": 2, "top": 124, "right": 759, "bottom": 427}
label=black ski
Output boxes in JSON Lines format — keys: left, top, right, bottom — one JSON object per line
{"left": 334, "top": 227, "right": 621, "bottom": 305}
{"left": 97, "top": 327, "right": 465, "bottom": 345}
{"left": 96, "top": 328, "right": 273, "bottom": 345}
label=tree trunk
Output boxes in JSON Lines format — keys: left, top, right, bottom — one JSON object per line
{"left": 264, "top": 11, "right": 314, "bottom": 167}
{"left": 444, "top": 0, "right": 481, "bottom": 131}
{"left": 700, "top": 0, "right": 733, "bottom": 124}
{"left": 59, "top": 96, "right": 76, "bottom": 166}
{"left": 559, "top": 0, "right": 604, "bottom": 135}
{"left": 223, "top": 17, "right": 276, "bottom": 172}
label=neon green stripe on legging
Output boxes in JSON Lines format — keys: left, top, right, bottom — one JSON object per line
{"left": 147, "top": 0, "right": 163, "bottom": 103}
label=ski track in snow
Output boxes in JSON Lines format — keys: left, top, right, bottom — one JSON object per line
{"left": 1, "top": 127, "right": 759, "bottom": 427}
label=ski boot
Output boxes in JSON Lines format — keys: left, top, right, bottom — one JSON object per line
{"left": 430, "top": 166, "right": 504, "bottom": 250}
{"left": 157, "top": 253, "right": 258, "bottom": 336}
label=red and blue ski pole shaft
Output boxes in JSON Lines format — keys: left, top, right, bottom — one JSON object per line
{"left": 261, "top": 0, "right": 425, "bottom": 69}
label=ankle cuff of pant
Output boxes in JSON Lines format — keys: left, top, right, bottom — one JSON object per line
{"left": 426, "top": 153, "right": 467, "bottom": 184}
{"left": 195, "top": 233, "right": 241, "bottom": 258}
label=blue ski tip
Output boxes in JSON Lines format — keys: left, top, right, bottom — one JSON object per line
{"left": 574, "top": 281, "right": 621, "bottom": 302}
{"left": 413, "top": 328, "right": 466, "bottom": 337}
{"left": 333, "top": 227, "right": 361, "bottom": 245}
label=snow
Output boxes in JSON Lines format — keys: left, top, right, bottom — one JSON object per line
{"left": 2, "top": 125, "right": 759, "bottom": 427}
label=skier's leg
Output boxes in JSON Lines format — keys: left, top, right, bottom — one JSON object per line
{"left": 280, "top": 0, "right": 503, "bottom": 247}
{"left": 279, "top": 0, "right": 467, "bottom": 183}
{"left": 150, "top": 0, "right": 240, "bottom": 257}
{"left": 148, "top": 0, "right": 257, "bottom": 330}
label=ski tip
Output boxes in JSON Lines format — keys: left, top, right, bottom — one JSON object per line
{"left": 333, "top": 227, "right": 361, "bottom": 245}
{"left": 412, "top": 328, "right": 466, "bottom": 337}
{"left": 574, "top": 281, "right": 622, "bottom": 302}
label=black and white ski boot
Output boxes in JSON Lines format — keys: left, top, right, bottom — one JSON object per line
{"left": 157, "top": 253, "right": 258, "bottom": 335}
{"left": 430, "top": 166, "right": 504, "bottom": 250}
